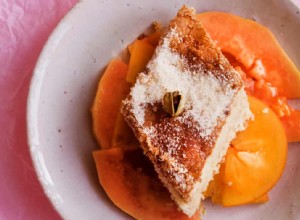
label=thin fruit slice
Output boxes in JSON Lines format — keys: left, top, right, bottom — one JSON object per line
{"left": 198, "top": 12, "right": 300, "bottom": 98}
{"left": 126, "top": 40, "right": 155, "bottom": 84}
{"left": 253, "top": 194, "right": 269, "bottom": 204}
{"left": 111, "top": 111, "right": 139, "bottom": 150}
{"left": 198, "top": 12, "right": 300, "bottom": 142}
{"left": 91, "top": 60, "right": 131, "bottom": 148}
{"left": 204, "top": 180, "right": 269, "bottom": 204}
{"left": 142, "top": 31, "right": 162, "bottom": 47}
{"left": 281, "top": 109, "right": 300, "bottom": 142}
{"left": 93, "top": 147, "right": 200, "bottom": 220}
{"left": 208, "top": 96, "right": 287, "bottom": 207}
{"left": 128, "top": 31, "right": 161, "bottom": 54}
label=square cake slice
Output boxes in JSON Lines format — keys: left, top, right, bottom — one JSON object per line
{"left": 121, "top": 6, "right": 252, "bottom": 217}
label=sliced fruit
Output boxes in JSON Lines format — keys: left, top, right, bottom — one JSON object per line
{"left": 205, "top": 181, "right": 269, "bottom": 204}
{"left": 198, "top": 12, "right": 300, "bottom": 142}
{"left": 111, "top": 111, "right": 139, "bottom": 150}
{"left": 208, "top": 96, "right": 287, "bottom": 207}
{"left": 281, "top": 109, "right": 300, "bottom": 142}
{"left": 126, "top": 40, "right": 155, "bottom": 84}
{"left": 93, "top": 147, "right": 200, "bottom": 220}
{"left": 128, "top": 31, "right": 161, "bottom": 55}
{"left": 127, "top": 42, "right": 135, "bottom": 55}
{"left": 198, "top": 12, "right": 300, "bottom": 98}
{"left": 142, "top": 31, "right": 162, "bottom": 47}
{"left": 91, "top": 60, "right": 131, "bottom": 148}
{"left": 253, "top": 194, "right": 269, "bottom": 204}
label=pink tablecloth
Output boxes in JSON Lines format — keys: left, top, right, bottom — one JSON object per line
{"left": 0, "top": 1, "right": 77, "bottom": 219}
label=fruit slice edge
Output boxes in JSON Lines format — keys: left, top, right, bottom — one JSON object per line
{"left": 198, "top": 12, "right": 300, "bottom": 98}
{"left": 93, "top": 147, "right": 200, "bottom": 220}
{"left": 91, "top": 59, "right": 131, "bottom": 149}
{"left": 208, "top": 96, "right": 287, "bottom": 207}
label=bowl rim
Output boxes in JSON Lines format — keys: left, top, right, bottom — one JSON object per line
{"left": 26, "top": 1, "right": 83, "bottom": 218}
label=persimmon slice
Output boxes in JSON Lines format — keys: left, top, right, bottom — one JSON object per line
{"left": 208, "top": 96, "right": 287, "bottom": 206}
{"left": 198, "top": 12, "right": 300, "bottom": 142}
{"left": 91, "top": 60, "right": 131, "bottom": 148}
{"left": 93, "top": 147, "right": 200, "bottom": 220}
{"left": 126, "top": 40, "right": 155, "bottom": 84}
{"left": 198, "top": 12, "right": 300, "bottom": 98}
{"left": 111, "top": 112, "right": 139, "bottom": 150}
{"left": 281, "top": 109, "right": 300, "bottom": 142}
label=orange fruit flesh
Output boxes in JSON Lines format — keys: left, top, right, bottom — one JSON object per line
{"left": 197, "top": 12, "right": 300, "bottom": 142}
{"left": 197, "top": 12, "right": 300, "bottom": 98}
{"left": 111, "top": 112, "right": 139, "bottom": 150}
{"left": 93, "top": 147, "right": 201, "bottom": 220}
{"left": 91, "top": 60, "right": 131, "bottom": 149}
{"left": 207, "top": 96, "right": 287, "bottom": 206}
{"left": 126, "top": 40, "right": 155, "bottom": 84}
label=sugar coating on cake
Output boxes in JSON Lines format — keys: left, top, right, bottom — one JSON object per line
{"left": 131, "top": 27, "right": 237, "bottom": 139}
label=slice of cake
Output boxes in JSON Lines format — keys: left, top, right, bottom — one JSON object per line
{"left": 121, "top": 6, "right": 252, "bottom": 217}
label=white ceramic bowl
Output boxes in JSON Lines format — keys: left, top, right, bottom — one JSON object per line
{"left": 27, "top": 0, "right": 300, "bottom": 219}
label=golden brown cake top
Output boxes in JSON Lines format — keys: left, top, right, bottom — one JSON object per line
{"left": 122, "top": 6, "right": 244, "bottom": 200}
{"left": 167, "top": 6, "right": 243, "bottom": 86}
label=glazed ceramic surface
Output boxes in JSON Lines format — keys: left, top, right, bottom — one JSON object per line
{"left": 27, "top": 0, "right": 300, "bottom": 219}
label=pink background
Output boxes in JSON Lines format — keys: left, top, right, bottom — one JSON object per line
{"left": 0, "top": 1, "right": 77, "bottom": 219}
{"left": 1, "top": 0, "right": 300, "bottom": 220}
